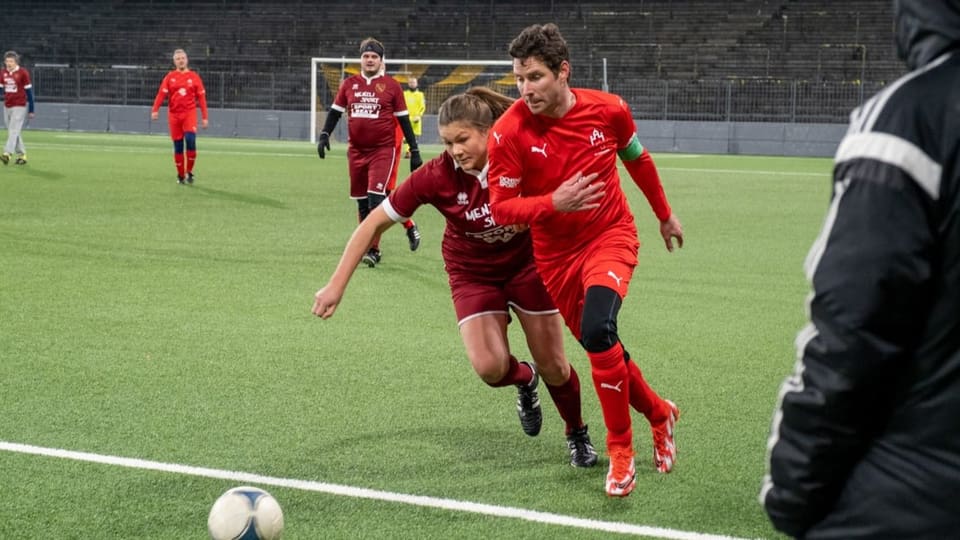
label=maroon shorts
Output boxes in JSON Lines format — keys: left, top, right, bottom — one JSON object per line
{"left": 449, "top": 260, "right": 558, "bottom": 326}
{"left": 348, "top": 145, "right": 400, "bottom": 198}
{"left": 167, "top": 111, "right": 197, "bottom": 140}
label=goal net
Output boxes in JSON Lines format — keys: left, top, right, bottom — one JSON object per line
{"left": 310, "top": 57, "right": 515, "bottom": 144}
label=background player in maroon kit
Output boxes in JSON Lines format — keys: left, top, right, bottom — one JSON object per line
{"left": 488, "top": 24, "right": 684, "bottom": 497}
{"left": 312, "top": 87, "right": 599, "bottom": 468}
{"left": 151, "top": 49, "right": 208, "bottom": 185}
{"left": 316, "top": 38, "right": 421, "bottom": 267}
{"left": 1, "top": 51, "right": 35, "bottom": 165}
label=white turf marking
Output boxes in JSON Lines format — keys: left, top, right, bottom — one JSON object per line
{"left": 1, "top": 441, "right": 751, "bottom": 540}
{"left": 656, "top": 166, "right": 823, "bottom": 177}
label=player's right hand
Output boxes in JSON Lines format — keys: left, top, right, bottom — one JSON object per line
{"left": 312, "top": 285, "right": 342, "bottom": 319}
{"left": 317, "top": 132, "right": 331, "bottom": 159}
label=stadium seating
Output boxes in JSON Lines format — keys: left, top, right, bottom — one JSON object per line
{"left": 3, "top": 0, "right": 902, "bottom": 118}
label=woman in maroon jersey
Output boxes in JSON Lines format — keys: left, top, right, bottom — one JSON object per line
{"left": 312, "top": 87, "right": 598, "bottom": 468}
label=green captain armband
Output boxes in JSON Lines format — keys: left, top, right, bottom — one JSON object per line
{"left": 617, "top": 133, "right": 645, "bottom": 161}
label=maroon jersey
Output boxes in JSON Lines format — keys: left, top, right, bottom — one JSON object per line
{"left": 332, "top": 72, "right": 408, "bottom": 149}
{"left": 2, "top": 66, "right": 31, "bottom": 108}
{"left": 382, "top": 152, "right": 533, "bottom": 279}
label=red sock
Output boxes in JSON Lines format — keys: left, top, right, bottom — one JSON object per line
{"left": 186, "top": 150, "right": 197, "bottom": 173}
{"left": 486, "top": 355, "right": 534, "bottom": 388}
{"left": 588, "top": 342, "right": 632, "bottom": 448}
{"left": 544, "top": 366, "right": 585, "bottom": 435}
{"left": 625, "top": 357, "right": 663, "bottom": 420}
{"left": 174, "top": 153, "right": 185, "bottom": 177}
{"left": 402, "top": 219, "right": 415, "bottom": 230}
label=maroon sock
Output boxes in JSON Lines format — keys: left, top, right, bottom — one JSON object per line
{"left": 485, "top": 355, "right": 534, "bottom": 388}
{"left": 545, "top": 365, "right": 585, "bottom": 435}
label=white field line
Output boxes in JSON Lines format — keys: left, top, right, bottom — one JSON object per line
{"left": 1, "top": 440, "right": 754, "bottom": 540}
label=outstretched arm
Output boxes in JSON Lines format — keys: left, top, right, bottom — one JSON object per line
{"left": 620, "top": 138, "right": 683, "bottom": 251}
{"left": 312, "top": 207, "right": 396, "bottom": 319}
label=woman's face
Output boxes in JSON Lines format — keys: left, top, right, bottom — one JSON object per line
{"left": 438, "top": 120, "right": 488, "bottom": 171}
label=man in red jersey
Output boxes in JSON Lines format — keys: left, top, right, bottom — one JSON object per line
{"left": 151, "top": 49, "right": 208, "bottom": 185}
{"left": 487, "top": 23, "right": 684, "bottom": 497}
{"left": 314, "top": 87, "right": 599, "bottom": 468}
{"left": 1, "top": 51, "right": 35, "bottom": 165}
{"left": 316, "top": 38, "right": 422, "bottom": 267}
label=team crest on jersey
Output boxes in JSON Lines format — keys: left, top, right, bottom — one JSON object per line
{"left": 352, "top": 83, "right": 359, "bottom": 90}
{"left": 456, "top": 192, "right": 469, "bottom": 206}
{"left": 376, "top": 83, "right": 386, "bottom": 92}
{"left": 589, "top": 128, "right": 605, "bottom": 146}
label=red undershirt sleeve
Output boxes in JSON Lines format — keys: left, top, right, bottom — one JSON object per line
{"left": 623, "top": 147, "right": 671, "bottom": 222}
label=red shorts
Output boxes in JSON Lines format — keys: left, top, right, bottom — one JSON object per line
{"left": 167, "top": 111, "right": 198, "bottom": 141}
{"left": 348, "top": 145, "right": 399, "bottom": 198}
{"left": 538, "top": 232, "right": 639, "bottom": 340}
{"left": 387, "top": 124, "right": 403, "bottom": 192}
{"left": 449, "top": 260, "right": 558, "bottom": 326}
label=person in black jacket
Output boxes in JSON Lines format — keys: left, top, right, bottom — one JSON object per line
{"left": 761, "top": 1, "right": 960, "bottom": 537}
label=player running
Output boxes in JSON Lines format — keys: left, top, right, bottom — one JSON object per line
{"left": 488, "top": 23, "right": 684, "bottom": 497}
{"left": 312, "top": 87, "right": 599, "bottom": 468}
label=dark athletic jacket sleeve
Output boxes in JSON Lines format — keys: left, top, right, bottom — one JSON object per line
{"left": 761, "top": 52, "right": 953, "bottom": 536}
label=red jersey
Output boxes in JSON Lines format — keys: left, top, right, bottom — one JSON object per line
{"left": 487, "top": 88, "right": 669, "bottom": 264}
{"left": 151, "top": 69, "right": 208, "bottom": 118}
{"left": 332, "top": 72, "right": 408, "bottom": 149}
{"left": 2, "top": 66, "right": 31, "bottom": 108}
{"left": 382, "top": 151, "right": 534, "bottom": 279}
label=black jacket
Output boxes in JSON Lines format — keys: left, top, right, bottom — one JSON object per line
{"left": 761, "top": 1, "right": 960, "bottom": 538}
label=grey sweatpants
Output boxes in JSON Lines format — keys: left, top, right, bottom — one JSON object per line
{"left": 3, "top": 106, "right": 27, "bottom": 155}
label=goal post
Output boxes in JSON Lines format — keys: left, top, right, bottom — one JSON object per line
{"left": 310, "top": 57, "right": 515, "bottom": 144}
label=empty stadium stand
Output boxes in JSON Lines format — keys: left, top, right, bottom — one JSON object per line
{"left": 4, "top": 0, "right": 903, "bottom": 122}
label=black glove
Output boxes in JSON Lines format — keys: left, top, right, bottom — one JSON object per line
{"left": 317, "top": 132, "right": 330, "bottom": 159}
{"left": 409, "top": 149, "right": 423, "bottom": 172}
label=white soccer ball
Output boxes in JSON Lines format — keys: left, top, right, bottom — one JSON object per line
{"left": 207, "top": 486, "right": 284, "bottom": 540}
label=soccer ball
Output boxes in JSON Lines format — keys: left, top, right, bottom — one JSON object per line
{"left": 207, "top": 486, "right": 284, "bottom": 540}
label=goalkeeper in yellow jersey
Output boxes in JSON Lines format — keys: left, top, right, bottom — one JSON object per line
{"left": 402, "top": 77, "right": 425, "bottom": 158}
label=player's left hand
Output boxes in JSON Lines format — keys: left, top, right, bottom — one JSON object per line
{"left": 552, "top": 171, "right": 602, "bottom": 212}
{"left": 660, "top": 214, "right": 684, "bottom": 252}
{"left": 201, "top": 119, "right": 209, "bottom": 129}
{"left": 410, "top": 149, "right": 423, "bottom": 172}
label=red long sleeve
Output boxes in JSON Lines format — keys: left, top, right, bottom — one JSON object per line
{"left": 623, "top": 148, "right": 671, "bottom": 221}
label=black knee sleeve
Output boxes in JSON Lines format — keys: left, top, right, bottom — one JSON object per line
{"left": 579, "top": 285, "right": 622, "bottom": 353}
{"left": 357, "top": 198, "right": 370, "bottom": 222}
{"left": 367, "top": 192, "right": 386, "bottom": 210}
